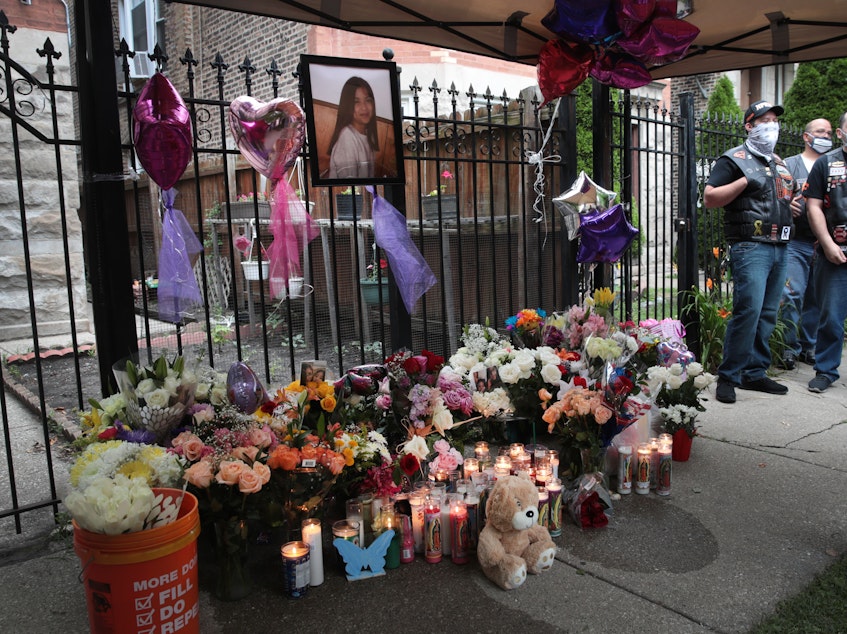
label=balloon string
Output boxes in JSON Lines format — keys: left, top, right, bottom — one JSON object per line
{"left": 525, "top": 97, "right": 562, "bottom": 247}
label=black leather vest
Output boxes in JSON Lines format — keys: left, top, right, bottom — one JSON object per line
{"left": 820, "top": 147, "right": 847, "bottom": 248}
{"left": 784, "top": 153, "right": 814, "bottom": 241}
{"left": 722, "top": 145, "right": 795, "bottom": 243}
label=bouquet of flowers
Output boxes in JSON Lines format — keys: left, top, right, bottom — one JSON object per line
{"left": 112, "top": 354, "right": 198, "bottom": 441}
{"left": 332, "top": 424, "right": 394, "bottom": 497}
{"left": 646, "top": 361, "right": 716, "bottom": 438}
{"left": 331, "top": 364, "right": 393, "bottom": 431}
{"left": 505, "top": 308, "right": 547, "bottom": 348}
{"left": 65, "top": 440, "right": 185, "bottom": 534}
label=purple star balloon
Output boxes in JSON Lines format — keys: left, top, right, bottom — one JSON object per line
{"left": 576, "top": 203, "right": 639, "bottom": 263}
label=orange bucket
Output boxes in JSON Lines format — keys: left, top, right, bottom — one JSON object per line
{"left": 73, "top": 489, "right": 201, "bottom": 634}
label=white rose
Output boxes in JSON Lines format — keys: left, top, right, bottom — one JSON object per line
{"left": 194, "top": 382, "right": 210, "bottom": 401}
{"left": 669, "top": 363, "right": 684, "bottom": 376}
{"left": 540, "top": 363, "right": 562, "bottom": 384}
{"left": 537, "top": 347, "right": 560, "bottom": 366}
{"left": 666, "top": 375, "right": 684, "bottom": 390}
{"left": 431, "top": 403, "right": 454, "bottom": 435}
{"left": 686, "top": 362, "right": 703, "bottom": 377}
{"left": 402, "top": 435, "right": 430, "bottom": 462}
{"left": 513, "top": 350, "right": 536, "bottom": 372}
{"left": 498, "top": 362, "right": 522, "bottom": 384}
{"left": 164, "top": 375, "right": 181, "bottom": 396}
{"left": 693, "top": 373, "right": 715, "bottom": 390}
{"left": 144, "top": 388, "right": 171, "bottom": 408}
{"left": 100, "top": 393, "right": 127, "bottom": 416}
{"left": 135, "top": 378, "right": 157, "bottom": 395}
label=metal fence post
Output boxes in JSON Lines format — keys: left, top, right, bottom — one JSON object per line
{"left": 678, "top": 92, "right": 700, "bottom": 354}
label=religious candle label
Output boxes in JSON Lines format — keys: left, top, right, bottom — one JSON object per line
{"left": 618, "top": 447, "right": 632, "bottom": 494}
{"left": 451, "top": 510, "right": 469, "bottom": 564}
{"left": 424, "top": 508, "right": 442, "bottom": 563}
{"left": 636, "top": 451, "right": 651, "bottom": 494}
{"left": 548, "top": 488, "right": 562, "bottom": 537}
{"left": 537, "top": 490, "right": 549, "bottom": 528}
{"left": 127, "top": 555, "right": 199, "bottom": 634}
{"left": 657, "top": 451, "right": 672, "bottom": 496}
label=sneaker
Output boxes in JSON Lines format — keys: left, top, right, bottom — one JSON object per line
{"left": 778, "top": 352, "right": 796, "bottom": 370}
{"left": 798, "top": 350, "right": 816, "bottom": 365}
{"left": 715, "top": 379, "right": 736, "bottom": 403}
{"left": 740, "top": 376, "right": 788, "bottom": 395}
{"left": 808, "top": 374, "right": 833, "bottom": 393}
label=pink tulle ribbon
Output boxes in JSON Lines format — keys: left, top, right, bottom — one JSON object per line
{"left": 265, "top": 180, "right": 319, "bottom": 299}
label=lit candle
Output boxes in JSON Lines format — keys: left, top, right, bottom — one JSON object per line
{"left": 380, "top": 509, "right": 401, "bottom": 569}
{"left": 509, "top": 443, "right": 525, "bottom": 458}
{"left": 546, "top": 478, "right": 563, "bottom": 537}
{"left": 345, "top": 499, "right": 366, "bottom": 546}
{"left": 636, "top": 443, "right": 651, "bottom": 495}
{"left": 463, "top": 458, "right": 480, "bottom": 479}
{"left": 332, "top": 519, "right": 360, "bottom": 573}
{"left": 409, "top": 492, "right": 426, "bottom": 554}
{"left": 280, "top": 541, "right": 310, "bottom": 598}
{"left": 301, "top": 519, "right": 323, "bottom": 586}
{"left": 532, "top": 444, "right": 548, "bottom": 466}
{"left": 659, "top": 433, "right": 673, "bottom": 447}
{"left": 535, "top": 464, "right": 552, "bottom": 486}
{"left": 617, "top": 445, "right": 633, "bottom": 495}
{"left": 424, "top": 494, "right": 442, "bottom": 563}
{"left": 450, "top": 499, "right": 469, "bottom": 564}
{"left": 547, "top": 449, "right": 560, "bottom": 480}
{"left": 455, "top": 478, "right": 472, "bottom": 496}
{"left": 649, "top": 437, "right": 660, "bottom": 490}
{"left": 657, "top": 443, "right": 672, "bottom": 496}
{"left": 474, "top": 441, "right": 490, "bottom": 461}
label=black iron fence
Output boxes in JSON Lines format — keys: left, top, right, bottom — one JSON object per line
{"left": 0, "top": 21, "right": 805, "bottom": 535}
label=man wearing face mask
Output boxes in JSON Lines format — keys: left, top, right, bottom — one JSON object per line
{"left": 778, "top": 118, "right": 833, "bottom": 370}
{"left": 803, "top": 112, "right": 847, "bottom": 393}
{"left": 704, "top": 100, "right": 800, "bottom": 404}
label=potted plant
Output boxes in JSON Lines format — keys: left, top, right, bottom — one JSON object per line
{"left": 233, "top": 233, "right": 269, "bottom": 281}
{"left": 360, "top": 245, "right": 387, "bottom": 305}
{"left": 421, "top": 169, "right": 457, "bottom": 220}
{"left": 229, "top": 192, "right": 271, "bottom": 220}
{"left": 647, "top": 361, "right": 717, "bottom": 461}
{"left": 336, "top": 186, "right": 364, "bottom": 221}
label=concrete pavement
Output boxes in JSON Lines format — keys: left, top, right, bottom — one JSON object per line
{"left": 0, "top": 352, "right": 845, "bottom": 632}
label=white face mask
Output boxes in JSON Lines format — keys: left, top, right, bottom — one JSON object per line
{"left": 747, "top": 121, "right": 780, "bottom": 157}
{"left": 808, "top": 135, "right": 833, "bottom": 154}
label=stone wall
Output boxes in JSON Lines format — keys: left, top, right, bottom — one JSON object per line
{"left": 0, "top": 26, "right": 88, "bottom": 340}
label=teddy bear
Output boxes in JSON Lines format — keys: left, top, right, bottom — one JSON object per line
{"left": 477, "top": 475, "right": 557, "bottom": 590}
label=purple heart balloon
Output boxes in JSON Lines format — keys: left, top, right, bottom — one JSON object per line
{"left": 617, "top": 15, "right": 700, "bottom": 66}
{"left": 226, "top": 361, "right": 269, "bottom": 414}
{"left": 133, "top": 73, "right": 193, "bottom": 190}
{"left": 589, "top": 50, "right": 652, "bottom": 89}
{"left": 576, "top": 203, "right": 640, "bottom": 263}
{"left": 228, "top": 96, "right": 305, "bottom": 180}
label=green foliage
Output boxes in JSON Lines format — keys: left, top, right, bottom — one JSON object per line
{"left": 682, "top": 285, "right": 731, "bottom": 374}
{"left": 203, "top": 201, "right": 223, "bottom": 251}
{"left": 782, "top": 59, "right": 847, "bottom": 132}
{"left": 704, "top": 75, "right": 743, "bottom": 121}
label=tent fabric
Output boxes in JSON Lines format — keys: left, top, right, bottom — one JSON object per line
{"left": 174, "top": 0, "right": 846, "bottom": 78}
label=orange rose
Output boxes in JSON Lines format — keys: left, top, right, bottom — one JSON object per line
{"left": 268, "top": 446, "right": 300, "bottom": 471}
{"left": 238, "top": 468, "right": 263, "bottom": 494}
{"left": 300, "top": 444, "right": 317, "bottom": 460}
{"left": 184, "top": 460, "right": 214, "bottom": 488}
{"left": 216, "top": 460, "right": 247, "bottom": 485}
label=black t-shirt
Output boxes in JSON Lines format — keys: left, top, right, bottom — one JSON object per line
{"left": 805, "top": 148, "right": 847, "bottom": 201}
{"left": 706, "top": 155, "right": 744, "bottom": 188}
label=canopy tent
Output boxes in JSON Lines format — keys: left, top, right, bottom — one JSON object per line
{"left": 171, "top": 0, "right": 847, "bottom": 78}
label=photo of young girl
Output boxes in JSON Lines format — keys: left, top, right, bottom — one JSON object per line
{"left": 328, "top": 77, "right": 378, "bottom": 179}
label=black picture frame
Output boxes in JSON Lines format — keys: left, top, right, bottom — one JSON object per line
{"left": 300, "top": 55, "right": 405, "bottom": 187}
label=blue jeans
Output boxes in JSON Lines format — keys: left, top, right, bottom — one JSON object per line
{"left": 780, "top": 239, "right": 819, "bottom": 355}
{"left": 718, "top": 241, "right": 787, "bottom": 385}
{"left": 812, "top": 250, "right": 847, "bottom": 381}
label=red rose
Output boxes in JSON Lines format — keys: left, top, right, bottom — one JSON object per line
{"left": 399, "top": 453, "right": 420, "bottom": 476}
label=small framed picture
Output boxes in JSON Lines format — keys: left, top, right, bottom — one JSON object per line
{"left": 300, "top": 55, "right": 405, "bottom": 186}
{"left": 300, "top": 360, "right": 327, "bottom": 385}
{"left": 474, "top": 370, "right": 488, "bottom": 393}
{"left": 486, "top": 366, "right": 501, "bottom": 391}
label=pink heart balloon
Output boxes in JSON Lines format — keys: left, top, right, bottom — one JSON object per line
{"left": 133, "top": 73, "right": 193, "bottom": 190}
{"left": 228, "top": 96, "right": 305, "bottom": 180}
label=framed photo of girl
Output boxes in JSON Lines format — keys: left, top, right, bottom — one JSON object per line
{"left": 300, "top": 55, "right": 405, "bottom": 187}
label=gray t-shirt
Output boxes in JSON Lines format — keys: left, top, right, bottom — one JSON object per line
{"left": 329, "top": 125, "right": 374, "bottom": 179}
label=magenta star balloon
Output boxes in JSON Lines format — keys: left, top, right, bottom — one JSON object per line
{"left": 228, "top": 96, "right": 306, "bottom": 180}
{"left": 576, "top": 203, "right": 640, "bottom": 263}
{"left": 132, "top": 73, "right": 193, "bottom": 190}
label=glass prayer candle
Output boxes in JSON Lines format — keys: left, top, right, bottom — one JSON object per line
{"left": 424, "top": 494, "right": 442, "bottom": 563}
{"left": 359, "top": 492, "right": 375, "bottom": 544}
{"left": 463, "top": 458, "right": 480, "bottom": 479}
{"left": 345, "top": 499, "right": 366, "bottom": 545}
{"left": 533, "top": 444, "right": 548, "bottom": 465}
{"left": 537, "top": 486, "right": 549, "bottom": 528}
{"left": 332, "top": 519, "right": 359, "bottom": 574}
{"left": 547, "top": 449, "right": 560, "bottom": 480}
{"left": 535, "top": 464, "right": 552, "bottom": 486}
{"left": 280, "top": 541, "right": 310, "bottom": 598}
{"left": 493, "top": 455, "right": 511, "bottom": 480}
{"left": 474, "top": 441, "right": 490, "bottom": 462}
{"left": 378, "top": 508, "right": 401, "bottom": 569}
{"left": 447, "top": 470, "right": 460, "bottom": 493}
{"left": 546, "top": 478, "right": 563, "bottom": 537}
{"left": 659, "top": 433, "right": 673, "bottom": 447}
{"left": 409, "top": 492, "right": 426, "bottom": 554}
{"left": 649, "top": 437, "right": 660, "bottom": 489}
{"left": 433, "top": 468, "right": 450, "bottom": 484}
{"left": 450, "top": 499, "right": 469, "bottom": 564}
{"left": 455, "top": 478, "right": 472, "bottom": 496}
{"left": 509, "top": 443, "right": 525, "bottom": 458}
{"left": 617, "top": 445, "right": 633, "bottom": 495}
{"left": 301, "top": 518, "right": 323, "bottom": 586}
{"left": 512, "top": 452, "right": 531, "bottom": 476}
{"left": 657, "top": 443, "right": 672, "bottom": 496}
{"left": 399, "top": 514, "right": 415, "bottom": 564}
{"left": 440, "top": 494, "right": 455, "bottom": 556}
{"left": 636, "top": 443, "right": 651, "bottom": 494}
{"left": 464, "top": 492, "right": 480, "bottom": 551}
{"left": 470, "top": 470, "right": 489, "bottom": 492}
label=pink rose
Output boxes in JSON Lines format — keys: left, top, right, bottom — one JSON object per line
{"left": 184, "top": 461, "right": 214, "bottom": 488}
{"left": 248, "top": 426, "right": 274, "bottom": 449}
{"left": 181, "top": 437, "right": 205, "bottom": 462}
{"left": 375, "top": 394, "right": 392, "bottom": 411}
{"left": 252, "top": 462, "right": 271, "bottom": 485}
{"left": 433, "top": 439, "right": 450, "bottom": 455}
{"left": 238, "top": 468, "right": 263, "bottom": 494}
{"left": 232, "top": 445, "right": 259, "bottom": 463}
{"left": 216, "top": 460, "right": 247, "bottom": 485}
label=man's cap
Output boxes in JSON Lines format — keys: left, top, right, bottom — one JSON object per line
{"left": 744, "top": 100, "right": 784, "bottom": 124}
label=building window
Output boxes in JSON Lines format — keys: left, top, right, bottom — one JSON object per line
{"left": 118, "top": 0, "right": 164, "bottom": 77}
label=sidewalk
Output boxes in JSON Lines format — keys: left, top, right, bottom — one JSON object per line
{"left": 0, "top": 354, "right": 845, "bottom": 632}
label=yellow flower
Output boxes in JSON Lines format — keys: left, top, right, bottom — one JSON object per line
{"left": 316, "top": 382, "right": 334, "bottom": 399}
{"left": 117, "top": 460, "right": 153, "bottom": 484}
{"left": 342, "top": 447, "right": 355, "bottom": 466}
{"left": 593, "top": 287, "right": 616, "bottom": 310}
{"left": 320, "top": 395, "right": 337, "bottom": 412}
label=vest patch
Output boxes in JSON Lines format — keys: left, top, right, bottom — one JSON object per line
{"left": 733, "top": 150, "right": 746, "bottom": 159}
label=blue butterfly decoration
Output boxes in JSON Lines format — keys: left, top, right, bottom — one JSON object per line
{"left": 333, "top": 530, "right": 394, "bottom": 579}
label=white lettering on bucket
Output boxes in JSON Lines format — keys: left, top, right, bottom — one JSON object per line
{"left": 133, "top": 569, "right": 178, "bottom": 592}
{"left": 160, "top": 602, "right": 199, "bottom": 633}
{"left": 159, "top": 578, "right": 193, "bottom": 603}
{"left": 181, "top": 556, "right": 196, "bottom": 575}
{"left": 160, "top": 598, "right": 185, "bottom": 620}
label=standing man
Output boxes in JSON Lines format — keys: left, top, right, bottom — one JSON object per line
{"left": 779, "top": 118, "right": 833, "bottom": 369}
{"left": 804, "top": 112, "right": 847, "bottom": 393}
{"left": 704, "top": 101, "right": 800, "bottom": 404}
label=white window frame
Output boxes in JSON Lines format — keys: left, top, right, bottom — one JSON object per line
{"left": 118, "top": 0, "right": 159, "bottom": 77}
